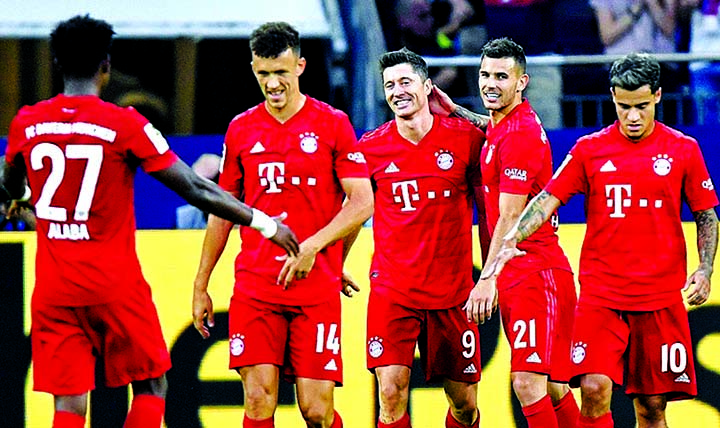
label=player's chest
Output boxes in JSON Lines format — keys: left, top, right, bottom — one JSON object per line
{"left": 369, "top": 143, "right": 468, "bottom": 188}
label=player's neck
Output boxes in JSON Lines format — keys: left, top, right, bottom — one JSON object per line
{"left": 62, "top": 78, "right": 101, "bottom": 97}
{"left": 267, "top": 93, "right": 307, "bottom": 124}
{"left": 396, "top": 111, "right": 434, "bottom": 144}
{"left": 490, "top": 98, "right": 522, "bottom": 126}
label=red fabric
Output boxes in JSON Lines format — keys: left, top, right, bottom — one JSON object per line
{"left": 53, "top": 410, "right": 85, "bottom": 428}
{"left": 546, "top": 121, "right": 718, "bottom": 310}
{"left": 360, "top": 115, "right": 485, "bottom": 309}
{"left": 577, "top": 412, "right": 613, "bottom": 428}
{"left": 123, "top": 394, "right": 165, "bottom": 428}
{"left": 482, "top": 100, "right": 572, "bottom": 291}
{"left": 522, "top": 395, "right": 558, "bottom": 428}
{"left": 499, "top": 269, "right": 575, "bottom": 381}
{"left": 243, "top": 414, "right": 275, "bottom": 428}
{"left": 553, "top": 391, "right": 580, "bottom": 428}
{"left": 378, "top": 412, "right": 411, "bottom": 428}
{"left": 330, "top": 410, "right": 343, "bottom": 428}
{"left": 219, "top": 96, "right": 368, "bottom": 306}
{"left": 229, "top": 293, "right": 343, "bottom": 384}
{"left": 5, "top": 94, "right": 177, "bottom": 307}
{"left": 366, "top": 290, "right": 481, "bottom": 383}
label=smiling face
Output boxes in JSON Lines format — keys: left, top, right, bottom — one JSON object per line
{"left": 478, "top": 56, "right": 528, "bottom": 121}
{"left": 611, "top": 84, "right": 660, "bottom": 141}
{"left": 251, "top": 48, "right": 306, "bottom": 116}
{"left": 382, "top": 62, "right": 432, "bottom": 119}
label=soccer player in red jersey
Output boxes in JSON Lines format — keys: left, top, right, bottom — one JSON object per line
{"left": 1, "top": 15, "right": 298, "bottom": 428}
{"left": 191, "top": 22, "right": 373, "bottom": 428}
{"left": 359, "top": 48, "right": 488, "bottom": 428}
{"left": 484, "top": 53, "right": 719, "bottom": 428}
{"left": 434, "top": 37, "right": 580, "bottom": 428}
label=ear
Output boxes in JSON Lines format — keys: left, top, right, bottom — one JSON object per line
{"left": 424, "top": 78, "right": 432, "bottom": 94}
{"left": 654, "top": 87, "right": 662, "bottom": 104}
{"left": 100, "top": 57, "right": 110, "bottom": 74}
{"left": 517, "top": 74, "right": 529, "bottom": 93}
{"left": 296, "top": 57, "right": 307, "bottom": 76}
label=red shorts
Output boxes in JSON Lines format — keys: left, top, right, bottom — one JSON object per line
{"left": 366, "top": 289, "right": 481, "bottom": 383}
{"left": 570, "top": 301, "right": 697, "bottom": 400}
{"left": 228, "top": 291, "right": 343, "bottom": 385}
{"left": 499, "top": 269, "right": 576, "bottom": 382}
{"left": 31, "top": 280, "right": 171, "bottom": 395}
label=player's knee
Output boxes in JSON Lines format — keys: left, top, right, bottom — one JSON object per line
{"left": 131, "top": 374, "right": 168, "bottom": 398}
{"left": 299, "top": 402, "right": 332, "bottom": 427}
{"left": 579, "top": 375, "right": 613, "bottom": 409}
{"left": 634, "top": 395, "right": 667, "bottom": 423}
{"left": 243, "top": 382, "right": 275, "bottom": 411}
{"left": 378, "top": 378, "right": 409, "bottom": 406}
{"left": 511, "top": 372, "right": 546, "bottom": 403}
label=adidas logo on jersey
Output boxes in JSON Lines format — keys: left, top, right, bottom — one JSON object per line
{"left": 526, "top": 352, "right": 542, "bottom": 364}
{"left": 463, "top": 363, "right": 477, "bottom": 374}
{"left": 599, "top": 160, "right": 617, "bottom": 172}
{"left": 385, "top": 162, "right": 400, "bottom": 173}
{"left": 324, "top": 359, "right": 338, "bottom": 371}
{"left": 674, "top": 373, "right": 691, "bottom": 383}
{"left": 250, "top": 141, "right": 266, "bottom": 153}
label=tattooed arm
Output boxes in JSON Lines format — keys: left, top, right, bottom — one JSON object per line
{"left": 685, "top": 208, "right": 719, "bottom": 306}
{"left": 479, "top": 190, "right": 562, "bottom": 280}
{"left": 451, "top": 105, "right": 490, "bottom": 129}
{"left": 429, "top": 84, "right": 490, "bottom": 129}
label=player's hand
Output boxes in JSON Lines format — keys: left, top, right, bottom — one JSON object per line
{"left": 268, "top": 212, "right": 300, "bottom": 257}
{"left": 341, "top": 271, "right": 360, "bottom": 297}
{"left": 277, "top": 241, "right": 318, "bottom": 288}
{"left": 463, "top": 277, "right": 497, "bottom": 324}
{"left": 683, "top": 267, "right": 712, "bottom": 306}
{"left": 6, "top": 199, "right": 33, "bottom": 219}
{"left": 480, "top": 242, "right": 526, "bottom": 281}
{"left": 428, "top": 85, "right": 457, "bottom": 117}
{"left": 192, "top": 286, "right": 215, "bottom": 339}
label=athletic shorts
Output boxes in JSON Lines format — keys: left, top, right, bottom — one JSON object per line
{"left": 366, "top": 289, "right": 481, "bottom": 383}
{"left": 31, "top": 279, "right": 171, "bottom": 395}
{"left": 499, "top": 268, "right": 576, "bottom": 382}
{"left": 228, "top": 291, "right": 343, "bottom": 385}
{"left": 569, "top": 301, "right": 697, "bottom": 400}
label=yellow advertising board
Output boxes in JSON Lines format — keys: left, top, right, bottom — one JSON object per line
{"left": 2, "top": 225, "right": 719, "bottom": 427}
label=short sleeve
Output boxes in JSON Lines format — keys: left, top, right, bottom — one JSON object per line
{"left": 545, "top": 143, "right": 588, "bottom": 204}
{"left": 333, "top": 114, "right": 369, "bottom": 179}
{"left": 217, "top": 122, "right": 245, "bottom": 197}
{"left": 497, "top": 130, "right": 545, "bottom": 195}
{"left": 123, "top": 110, "right": 177, "bottom": 173}
{"left": 683, "top": 140, "right": 719, "bottom": 212}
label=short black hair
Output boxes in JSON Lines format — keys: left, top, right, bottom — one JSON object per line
{"left": 250, "top": 22, "right": 301, "bottom": 58}
{"left": 50, "top": 15, "right": 115, "bottom": 79}
{"left": 610, "top": 53, "right": 662, "bottom": 93}
{"left": 481, "top": 38, "right": 527, "bottom": 74}
{"left": 379, "top": 47, "right": 429, "bottom": 81}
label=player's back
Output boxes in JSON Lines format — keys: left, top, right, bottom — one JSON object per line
{"left": 6, "top": 94, "right": 175, "bottom": 306}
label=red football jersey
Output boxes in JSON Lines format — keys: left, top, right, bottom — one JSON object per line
{"left": 546, "top": 121, "right": 719, "bottom": 310}
{"left": 219, "top": 97, "right": 368, "bottom": 306}
{"left": 482, "top": 101, "right": 572, "bottom": 290}
{"left": 360, "top": 116, "right": 485, "bottom": 309}
{"left": 5, "top": 94, "right": 178, "bottom": 306}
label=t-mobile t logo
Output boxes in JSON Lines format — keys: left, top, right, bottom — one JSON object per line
{"left": 259, "top": 162, "right": 285, "bottom": 193}
{"left": 606, "top": 184, "right": 631, "bottom": 218}
{"left": 392, "top": 180, "right": 420, "bottom": 212}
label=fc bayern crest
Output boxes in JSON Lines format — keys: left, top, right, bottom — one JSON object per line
{"left": 368, "top": 336, "right": 384, "bottom": 358}
{"left": 571, "top": 342, "right": 587, "bottom": 364}
{"left": 435, "top": 149, "right": 454, "bottom": 170}
{"left": 652, "top": 154, "right": 673, "bottom": 176}
{"left": 299, "top": 131, "right": 319, "bottom": 154}
{"left": 230, "top": 334, "right": 245, "bottom": 356}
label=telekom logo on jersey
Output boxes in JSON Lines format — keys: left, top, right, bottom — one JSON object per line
{"left": 605, "top": 184, "right": 664, "bottom": 218}
{"left": 390, "top": 179, "right": 453, "bottom": 212}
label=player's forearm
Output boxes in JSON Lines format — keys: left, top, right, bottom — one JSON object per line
{"left": 480, "top": 213, "right": 521, "bottom": 277}
{"left": 194, "top": 214, "right": 234, "bottom": 291}
{"left": 342, "top": 225, "right": 363, "bottom": 263}
{"left": 304, "top": 188, "right": 373, "bottom": 254}
{"left": 503, "top": 191, "right": 560, "bottom": 243}
{"left": 693, "top": 208, "right": 719, "bottom": 275}
{"left": 451, "top": 105, "right": 489, "bottom": 129}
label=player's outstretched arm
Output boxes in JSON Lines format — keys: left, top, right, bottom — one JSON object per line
{"left": 151, "top": 160, "right": 299, "bottom": 256}
{"left": 278, "top": 177, "right": 373, "bottom": 287}
{"left": 684, "top": 207, "right": 718, "bottom": 306}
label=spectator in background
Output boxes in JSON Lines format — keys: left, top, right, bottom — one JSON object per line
{"left": 176, "top": 153, "right": 222, "bottom": 229}
{"left": 689, "top": 0, "right": 720, "bottom": 124}
{"left": 590, "top": 0, "right": 685, "bottom": 92}
{"left": 484, "top": 0, "right": 563, "bottom": 128}
{"left": 0, "top": 156, "right": 35, "bottom": 231}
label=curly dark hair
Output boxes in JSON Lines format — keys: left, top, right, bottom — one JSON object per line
{"left": 50, "top": 15, "right": 115, "bottom": 79}
{"left": 481, "top": 38, "right": 527, "bottom": 75}
{"left": 249, "top": 22, "right": 301, "bottom": 58}
{"left": 610, "top": 53, "right": 662, "bottom": 93}
{"left": 378, "top": 47, "right": 429, "bottom": 81}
